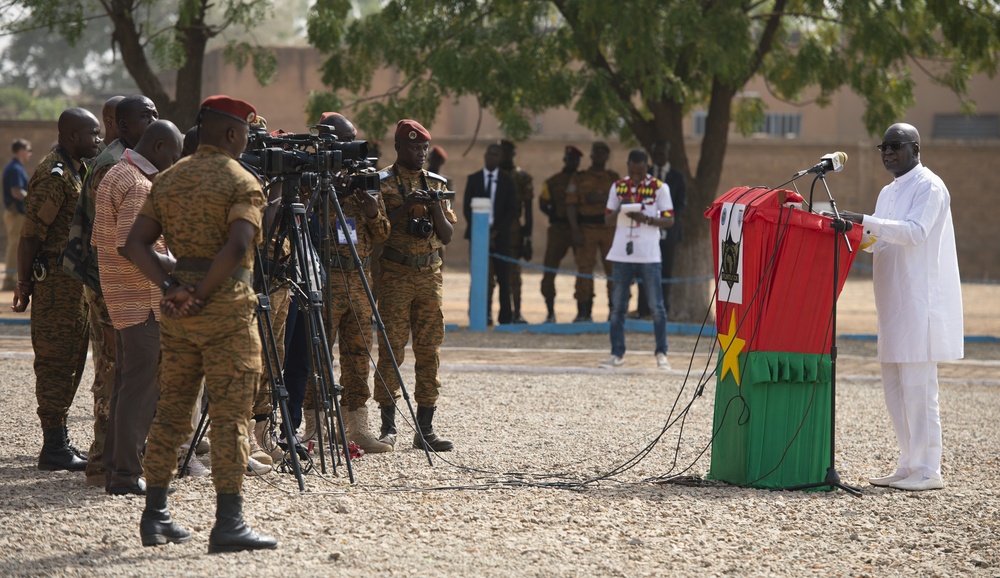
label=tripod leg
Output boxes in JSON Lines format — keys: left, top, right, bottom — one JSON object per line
{"left": 180, "top": 399, "right": 210, "bottom": 479}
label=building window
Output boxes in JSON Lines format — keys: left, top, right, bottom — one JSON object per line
{"left": 693, "top": 111, "right": 802, "bottom": 137}
{"left": 932, "top": 114, "right": 999, "bottom": 140}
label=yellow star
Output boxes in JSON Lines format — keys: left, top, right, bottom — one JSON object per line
{"left": 717, "top": 310, "right": 747, "bottom": 386}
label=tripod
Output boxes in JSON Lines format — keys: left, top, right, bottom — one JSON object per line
{"left": 309, "top": 171, "right": 433, "bottom": 467}
{"left": 784, "top": 171, "right": 861, "bottom": 496}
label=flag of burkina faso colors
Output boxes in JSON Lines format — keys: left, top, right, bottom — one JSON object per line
{"left": 704, "top": 186, "right": 862, "bottom": 489}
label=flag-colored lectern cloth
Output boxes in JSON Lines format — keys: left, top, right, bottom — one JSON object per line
{"left": 704, "top": 187, "right": 862, "bottom": 488}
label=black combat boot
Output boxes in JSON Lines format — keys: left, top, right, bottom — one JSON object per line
{"left": 207, "top": 494, "right": 278, "bottom": 554}
{"left": 378, "top": 405, "right": 397, "bottom": 447}
{"left": 572, "top": 300, "right": 593, "bottom": 323}
{"left": 139, "top": 487, "right": 191, "bottom": 546}
{"left": 38, "top": 427, "right": 88, "bottom": 471}
{"left": 544, "top": 297, "right": 556, "bottom": 324}
{"left": 412, "top": 406, "right": 454, "bottom": 452}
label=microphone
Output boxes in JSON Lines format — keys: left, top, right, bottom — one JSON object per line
{"left": 794, "top": 151, "right": 848, "bottom": 177}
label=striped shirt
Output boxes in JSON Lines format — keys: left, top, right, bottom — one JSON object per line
{"left": 92, "top": 150, "right": 166, "bottom": 330}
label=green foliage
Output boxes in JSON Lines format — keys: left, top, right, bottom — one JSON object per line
{"left": 307, "top": 0, "right": 1000, "bottom": 163}
{"left": 0, "top": 86, "right": 73, "bottom": 120}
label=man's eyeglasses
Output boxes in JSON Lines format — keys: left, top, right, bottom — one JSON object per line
{"left": 876, "top": 141, "right": 916, "bottom": 153}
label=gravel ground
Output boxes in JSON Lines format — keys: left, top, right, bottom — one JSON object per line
{"left": 1, "top": 275, "right": 997, "bottom": 576}
{"left": 1, "top": 329, "right": 998, "bottom": 577}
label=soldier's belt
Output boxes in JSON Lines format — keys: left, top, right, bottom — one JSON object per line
{"left": 380, "top": 246, "right": 441, "bottom": 270}
{"left": 577, "top": 214, "right": 607, "bottom": 225}
{"left": 548, "top": 218, "right": 569, "bottom": 225}
{"left": 328, "top": 253, "right": 369, "bottom": 271}
{"left": 174, "top": 257, "right": 252, "bottom": 286}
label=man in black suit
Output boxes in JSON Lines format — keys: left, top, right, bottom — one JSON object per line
{"left": 463, "top": 143, "right": 517, "bottom": 324}
{"left": 635, "top": 138, "right": 687, "bottom": 319}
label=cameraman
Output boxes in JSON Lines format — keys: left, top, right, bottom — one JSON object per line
{"left": 374, "top": 119, "right": 456, "bottom": 452}
{"left": 307, "top": 112, "right": 392, "bottom": 453}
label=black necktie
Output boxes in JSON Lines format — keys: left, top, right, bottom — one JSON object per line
{"left": 486, "top": 172, "right": 493, "bottom": 197}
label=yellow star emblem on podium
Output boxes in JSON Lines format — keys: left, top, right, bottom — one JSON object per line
{"left": 718, "top": 310, "right": 747, "bottom": 386}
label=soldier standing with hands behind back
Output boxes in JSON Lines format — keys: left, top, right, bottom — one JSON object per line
{"left": 126, "top": 95, "right": 276, "bottom": 553}
{"left": 539, "top": 145, "right": 583, "bottom": 323}
{"left": 374, "top": 119, "right": 457, "bottom": 452}
{"left": 12, "top": 108, "right": 101, "bottom": 473}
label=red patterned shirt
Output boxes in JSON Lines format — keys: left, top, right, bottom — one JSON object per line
{"left": 92, "top": 150, "right": 167, "bottom": 329}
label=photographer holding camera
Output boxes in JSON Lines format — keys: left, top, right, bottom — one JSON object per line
{"left": 373, "top": 119, "right": 457, "bottom": 452}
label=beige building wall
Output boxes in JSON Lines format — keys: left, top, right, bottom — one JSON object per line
{"left": 3, "top": 48, "right": 996, "bottom": 279}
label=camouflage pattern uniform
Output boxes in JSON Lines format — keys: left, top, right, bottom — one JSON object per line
{"left": 72, "top": 140, "right": 124, "bottom": 479}
{"left": 140, "top": 145, "right": 265, "bottom": 494}
{"left": 539, "top": 168, "right": 577, "bottom": 303}
{"left": 373, "top": 165, "right": 456, "bottom": 408}
{"left": 324, "top": 193, "right": 390, "bottom": 411}
{"left": 566, "top": 167, "right": 619, "bottom": 305}
{"left": 22, "top": 147, "right": 91, "bottom": 430}
{"left": 496, "top": 167, "right": 533, "bottom": 313}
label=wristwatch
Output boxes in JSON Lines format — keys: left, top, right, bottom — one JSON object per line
{"left": 160, "top": 277, "right": 180, "bottom": 294}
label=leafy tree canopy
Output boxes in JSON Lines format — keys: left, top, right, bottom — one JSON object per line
{"left": 0, "top": 0, "right": 293, "bottom": 128}
{"left": 307, "top": 0, "right": 1000, "bottom": 319}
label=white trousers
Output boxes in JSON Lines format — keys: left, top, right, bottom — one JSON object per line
{"left": 879, "top": 361, "right": 942, "bottom": 479}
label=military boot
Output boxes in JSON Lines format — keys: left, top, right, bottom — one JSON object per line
{"left": 251, "top": 418, "right": 281, "bottom": 464}
{"left": 378, "top": 405, "right": 397, "bottom": 447}
{"left": 207, "top": 494, "right": 278, "bottom": 554}
{"left": 572, "top": 300, "right": 593, "bottom": 323}
{"left": 544, "top": 297, "right": 556, "bottom": 323}
{"left": 140, "top": 487, "right": 192, "bottom": 546}
{"left": 38, "top": 427, "right": 88, "bottom": 471}
{"left": 344, "top": 407, "right": 392, "bottom": 453}
{"left": 412, "top": 406, "right": 454, "bottom": 452}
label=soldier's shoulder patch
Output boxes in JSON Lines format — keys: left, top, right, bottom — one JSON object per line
{"left": 425, "top": 170, "right": 447, "bottom": 184}
{"left": 378, "top": 168, "right": 393, "bottom": 181}
{"left": 50, "top": 162, "right": 65, "bottom": 177}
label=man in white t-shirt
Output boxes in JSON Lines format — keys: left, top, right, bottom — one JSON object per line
{"left": 598, "top": 149, "right": 674, "bottom": 370}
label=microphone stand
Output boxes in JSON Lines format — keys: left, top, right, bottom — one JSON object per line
{"left": 784, "top": 171, "right": 861, "bottom": 496}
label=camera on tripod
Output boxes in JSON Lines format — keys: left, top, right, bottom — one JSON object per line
{"left": 241, "top": 126, "right": 379, "bottom": 196}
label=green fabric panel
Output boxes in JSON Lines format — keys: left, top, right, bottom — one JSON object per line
{"left": 708, "top": 351, "right": 832, "bottom": 489}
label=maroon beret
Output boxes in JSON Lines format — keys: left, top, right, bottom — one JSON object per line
{"left": 395, "top": 119, "right": 431, "bottom": 143}
{"left": 430, "top": 145, "right": 447, "bottom": 161}
{"left": 200, "top": 95, "right": 257, "bottom": 125}
{"left": 565, "top": 145, "right": 583, "bottom": 157}
{"left": 319, "top": 111, "right": 345, "bottom": 125}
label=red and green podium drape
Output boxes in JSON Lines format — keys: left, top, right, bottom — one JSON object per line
{"left": 704, "top": 187, "right": 862, "bottom": 488}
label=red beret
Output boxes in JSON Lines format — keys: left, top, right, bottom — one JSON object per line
{"left": 319, "top": 111, "right": 344, "bottom": 125}
{"left": 430, "top": 145, "right": 447, "bottom": 161}
{"left": 395, "top": 119, "right": 431, "bottom": 143}
{"left": 200, "top": 95, "right": 256, "bottom": 125}
{"left": 565, "top": 145, "right": 583, "bottom": 157}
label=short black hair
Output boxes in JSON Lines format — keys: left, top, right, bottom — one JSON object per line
{"left": 12, "top": 138, "right": 30, "bottom": 154}
{"left": 627, "top": 149, "right": 648, "bottom": 164}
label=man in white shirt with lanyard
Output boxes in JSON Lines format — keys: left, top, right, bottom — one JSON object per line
{"left": 599, "top": 149, "right": 674, "bottom": 370}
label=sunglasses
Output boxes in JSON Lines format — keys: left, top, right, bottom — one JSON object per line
{"left": 876, "top": 141, "right": 916, "bottom": 153}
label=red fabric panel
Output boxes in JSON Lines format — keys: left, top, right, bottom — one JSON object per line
{"left": 706, "top": 187, "right": 862, "bottom": 355}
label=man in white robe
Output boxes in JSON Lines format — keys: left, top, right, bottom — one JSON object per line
{"left": 841, "top": 122, "right": 963, "bottom": 492}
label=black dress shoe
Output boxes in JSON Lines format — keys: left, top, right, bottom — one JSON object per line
{"left": 108, "top": 478, "right": 147, "bottom": 496}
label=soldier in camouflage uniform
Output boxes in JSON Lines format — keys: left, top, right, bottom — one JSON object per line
{"left": 374, "top": 119, "right": 457, "bottom": 452}
{"left": 67, "top": 94, "right": 159, "bottom": 484}
{"left": 498, "top": 140, "right": 534, "bottom": 323}
{"left": 566, "top": 142, "right": 619, "bottom": 323}
{"left": 539, "top": 145, "right": 583, "bottom": 323}
{"left": 126, "top": 96, "right": 276, "bottom": 553}
{"left": 12, "top": 108, "right": 101, "bottom": 473}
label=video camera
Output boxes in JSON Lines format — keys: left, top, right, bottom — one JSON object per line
{"left": 240, "top": 125, "right": 380, "bottom": 196}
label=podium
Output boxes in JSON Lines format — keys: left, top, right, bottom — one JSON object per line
{"left": 704, "top": 186, "right": 862, "bottom": 488}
